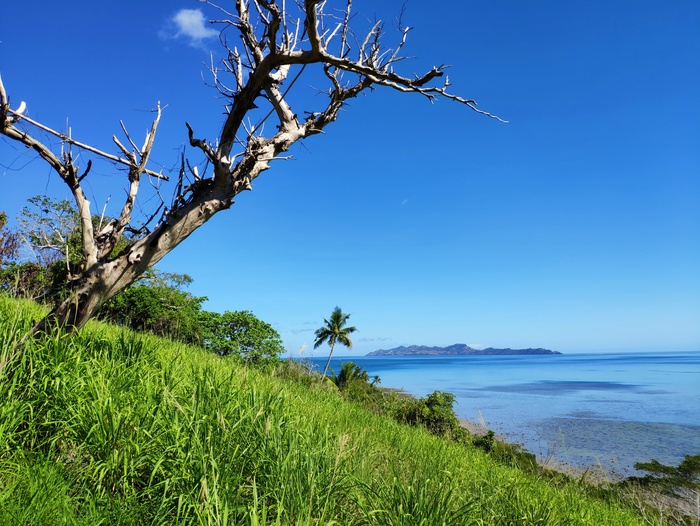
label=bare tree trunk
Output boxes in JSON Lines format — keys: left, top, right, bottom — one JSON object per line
{"left": 29, "top": 186, "right": 234, "bottom": 335}
{"left": 321, "top": 343, "right": 336, "bottom": 381}
{"left": 1, "top": 1, "right": 504, "bottom": 342}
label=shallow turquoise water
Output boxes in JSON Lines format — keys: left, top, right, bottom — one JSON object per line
{"left": 307, "top": 351, "right": 700, "bottom": 477}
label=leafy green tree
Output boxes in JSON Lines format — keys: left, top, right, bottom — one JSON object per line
{"left": 0, "top": 212, "right": 20, "bottom": 265}
{"left": 202, "top": 310, "right": 284, "bottom": 366}
{"left": 19, "top": 195, "right": 132, "bottom": 269}
{"left": 0, "top": 214, "right": 31, "bottom": 298}
{"left": 137, "top": 269, "right": 193, "bottom": 290}
{"left": 0, "top": 261, "right": 66, "bottom": 302}
{"left": 0, "top": 200, "right": 80, "bottom": 302}
{"left": 98, "top": 270, "right": 206, "bottom": 345}
{"left": 4, "top": 197, "right": 134, "bottom": 304}
{"left": 314, "top": 307, "right": 357, "bottom": 381}
{"left": 18, "top": 196, "right": 79, "bottom": 268}
{"left": 1, "top": 198, "right": 78, "bottom": 302}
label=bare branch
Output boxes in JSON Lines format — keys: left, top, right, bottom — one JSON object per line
{"left": 112, "top": 135, "right": 134, "bottom": 160}
{"left": 186, "top": 122, "right": 216, "bottom": 161}
{"left": 119, "top": 120, "right": 141, "bottom": 153}
{"left": 7, "top": 110, "right": 169, "bottom": 180}
{"left": 98, "top": 103, "right": 163, "bottom": 259}
{"left": 77, "top": 159, "right": 92, "bottom": 183}
{"left": 304, "top": 0, "right": 324, "bottom": 54}
{"left": 2, "top": 2, "right": 504, "bottom": 336}
{"left": 339, "top": 0, "right": 352, "bottom": 58}
{"left": 1, "top": 76, "right": 69, "bottom": 176}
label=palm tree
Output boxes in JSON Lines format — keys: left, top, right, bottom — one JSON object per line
{"left": 314, "top": 306, "right": 357, "bottom": 381}
{"left": 331, "top": 361, "right": 369, "bottom": 390}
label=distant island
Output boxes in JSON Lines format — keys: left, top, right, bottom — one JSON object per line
{"left": 366, "top": 344, "right": 561, "bottom": 356}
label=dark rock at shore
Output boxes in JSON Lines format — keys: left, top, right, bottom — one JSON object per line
{"left": 366, "top": 344, "right": 561, "bottom": 356}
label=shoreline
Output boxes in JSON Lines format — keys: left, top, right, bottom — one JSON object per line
{"left": 456, "top": 416, "right": 628, "bottom": 484}
{"left": 383, "top": 386, "right": 625, "bottom": 484}
{"left": 348, "top": 364, "right": 700, "bottom": 519}
{"left": 326, "top": 357, "right": 698, "bottom": 487}
{"left": 379, "top": 387, "right": 600, "bottom": 484}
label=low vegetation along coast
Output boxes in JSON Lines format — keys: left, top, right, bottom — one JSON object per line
{"left": 0, "top": 296, "right": 697, "bottom": 525}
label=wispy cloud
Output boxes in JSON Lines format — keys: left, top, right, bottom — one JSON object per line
{"left": 290, "top": 321, "right": 318, "bottom": 335}
{"left": 359, "top": 337, "right": 392, "bottom": 343}
{"left": 159, "top": 9, "right": 218, "bottom": 48}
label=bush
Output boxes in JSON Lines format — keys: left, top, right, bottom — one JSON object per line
{"left": 0, "top": 261, "right": 70, "bottom": 303}
{"left": 626, "top": 454, "right": 700, "bottom": 497}
{"left": 275, "top": 358, "right": 319, "bottom": 386}
{"left": 99, "top": 284, "right": 206, "bottom": 345}
{"left": 470, "top": 430, "right": 538, "bottom": 472}
{"left": 391, "top": 391, "right": 464, "bottom": 438}
{"left": 201, "top": 310, "right": 284, "bottom": 366}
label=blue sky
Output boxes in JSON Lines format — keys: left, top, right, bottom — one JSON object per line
{"left": 1, "top": 1, "right": 698, "bottom": 355}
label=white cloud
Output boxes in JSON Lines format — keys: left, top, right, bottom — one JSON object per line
{"left": 160, "top": 9, "right": 218, "bottom": 47}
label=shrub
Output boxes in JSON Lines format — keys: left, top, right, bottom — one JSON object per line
{"left": 201, "top": 310, "right": 285, "bottom": 366}
{"left": 391, "top": 390, "right": 464, "bottom": 438}
{"left": 99, "top": 283, "right": 206, "bottom": 345}
{"left": 275, "top": 358, "right": 319, "bottom": 386}
{"left": 626, "top": 454, "right": 700, "bottom": 497}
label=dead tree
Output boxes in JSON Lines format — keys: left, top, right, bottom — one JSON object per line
{"left": 0, "top": 0, "right": 503, "bottom": 337}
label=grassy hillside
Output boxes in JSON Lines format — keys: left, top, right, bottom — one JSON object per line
{"left": 0, "top": 295, "right": 659, "bottom": 525}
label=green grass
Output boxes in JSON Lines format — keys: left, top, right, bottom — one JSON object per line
{"left": 0, "top": 294, "right": 661, "bottom": 525}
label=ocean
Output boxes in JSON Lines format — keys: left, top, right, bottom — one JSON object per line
{"left": 305, "top": 351, "right": 700, "bottom": 478}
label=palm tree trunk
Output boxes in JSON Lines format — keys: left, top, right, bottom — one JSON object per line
{"left": 321, "top": 343, "right": 335, "bottom": 381}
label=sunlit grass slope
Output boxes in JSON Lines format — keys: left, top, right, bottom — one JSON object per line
{"left": 0, "top": 295, "right": 656, "bottom": 525}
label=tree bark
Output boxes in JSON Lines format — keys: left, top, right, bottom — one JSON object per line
{"left": 31, "top": 185, "right": 234, "bottom": 335}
